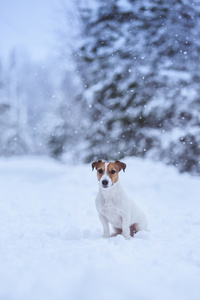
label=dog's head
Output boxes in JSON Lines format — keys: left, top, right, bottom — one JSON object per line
{"left": 91, "top": 160, "right": 126, "bottom": 189}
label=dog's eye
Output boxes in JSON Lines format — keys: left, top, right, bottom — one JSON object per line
{"left": 98, "top": 169, "right": 103, "bottom": 174}
{"left": 111, "top": 170, "right": 116, "bottom": 174}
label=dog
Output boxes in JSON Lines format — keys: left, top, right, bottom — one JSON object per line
{"left": 92, "top": 160, "right": 148, "bottom": 240}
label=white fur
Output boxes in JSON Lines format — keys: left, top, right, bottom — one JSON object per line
{"left": 99, "top": 163, "right": 112, "bottom": 188}
{"left": 95, "top": 179, "right": 148, "bottom": 240}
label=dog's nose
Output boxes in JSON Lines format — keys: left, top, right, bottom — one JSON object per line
{"left": 102, "top": 180, "right": 108, "bottom": 186}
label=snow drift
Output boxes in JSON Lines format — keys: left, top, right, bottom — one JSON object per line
{"left": 0, "top": 156, "right": 200, "bottom": 300}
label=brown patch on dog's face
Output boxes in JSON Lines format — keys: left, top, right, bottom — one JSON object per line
{"left": 107, "top": 162, "right": 120, "bottom": 184}
{"left": 96, "top": 162, "right": 106, "bottom": 181}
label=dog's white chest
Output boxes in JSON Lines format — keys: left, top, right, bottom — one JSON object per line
{"left": 98, "top": 192, "right": 123, "bottom": 228}
{"left": 101, "top": 204, "right": 122, "bottom": 227}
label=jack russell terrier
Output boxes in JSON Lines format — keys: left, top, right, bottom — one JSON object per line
{"left": 92, "top": 160, "right": 148, "bottom": 240}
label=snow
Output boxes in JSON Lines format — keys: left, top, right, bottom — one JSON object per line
{"left": 0, "top": 156, "right": 200, "bottom": 300}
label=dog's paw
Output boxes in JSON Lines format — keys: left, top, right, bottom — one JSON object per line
{"left": 102, "top": 232, "right": 110, "bottom": 238}
{"left": 122, "top": 232, "right": 131, "bottom": 240}
{"left": 111, "top": 232, "right": 119, "bottom": 237}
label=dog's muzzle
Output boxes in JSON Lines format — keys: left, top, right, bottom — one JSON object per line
{"left": 100, "top": 176, "right": 113, "bottom": 189}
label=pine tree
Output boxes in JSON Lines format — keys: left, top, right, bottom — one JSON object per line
{"left": 41, "top": 71, "right": 85, "bottom": 159}
{"left": 0, "top": 49, "right": 43, "bottom": 156}
{"left": 75, "top": 0, "right": 200, "bottom": 174}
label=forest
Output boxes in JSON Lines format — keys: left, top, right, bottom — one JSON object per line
{"left": 1, "top": 0, "right": 200, "bottom": 175}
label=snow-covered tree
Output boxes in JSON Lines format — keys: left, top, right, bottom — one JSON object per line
{"left": 75, "top": 0, "right": 200, "bottom": 174}
{"left": 40, "top": 70, "right": 85, "bottom": 159}
{"left": 41, "top": 1, "right": 88, "bottom": 160}
{"left": 0, "top": 49, "right": 55, "bottom": 156}
{"left": 0, "top": 49, "right": 36, "bottom": 155}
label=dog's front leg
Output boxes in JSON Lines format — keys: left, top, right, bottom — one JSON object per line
{"left": 98, "top": 213, "right": 110, "bottom": 238}
{"left": 122, "top": 214, "right": 131, "bottom": 240}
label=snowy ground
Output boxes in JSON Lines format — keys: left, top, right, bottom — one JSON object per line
{"left": 0, "top": 156, "right": 200, "bottom": 300}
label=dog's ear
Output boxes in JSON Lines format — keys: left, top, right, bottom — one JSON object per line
{"left": 115, "top": 160, "right": 126, "bottom": 172}
{"left": 92, "top": 160, "right": 102, "bottom": 171}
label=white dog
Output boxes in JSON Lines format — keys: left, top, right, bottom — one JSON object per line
{"left": 92, "top": 160, "right": 148, "bottom": 240}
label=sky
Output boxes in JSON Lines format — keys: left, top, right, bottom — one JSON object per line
{"left": 0, "top": 0, "right": 59, "bottom": 62}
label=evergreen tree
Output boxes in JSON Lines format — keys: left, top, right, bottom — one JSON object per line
{"left": 0, "top": 101, "right": 30, "bottom": 156}
{"left": 75, "top": 0, "right": 200, "bottom": 174}
{"left": 0, "top": 49, "right": 50, "bottom": 156}
{"left": 41, "top": 71, "right": 84, "bottom": 159}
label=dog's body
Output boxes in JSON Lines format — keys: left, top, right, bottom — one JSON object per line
{"left": 92, "top": 160, "right": 148, "bottom": 240}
